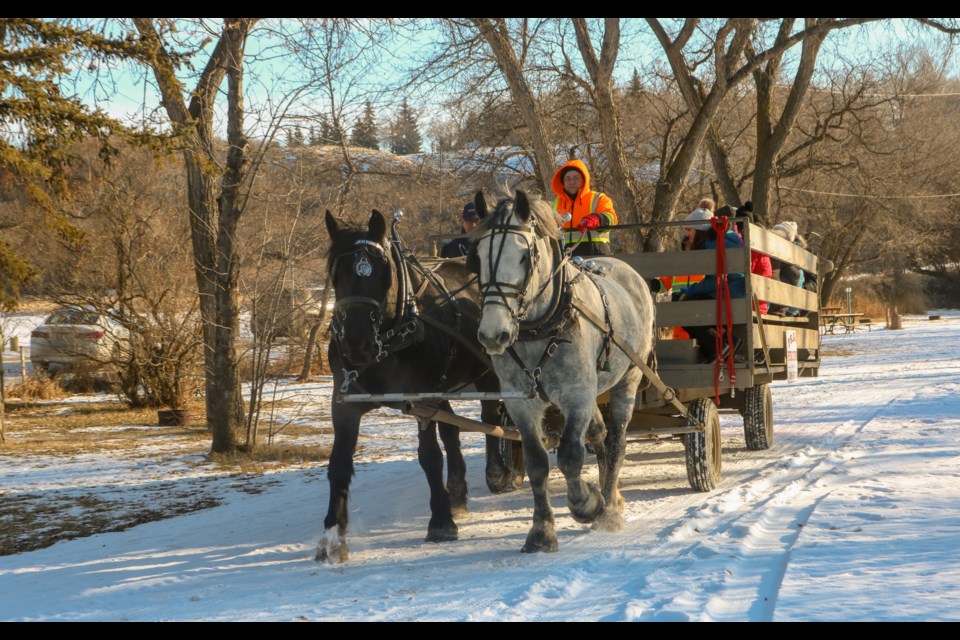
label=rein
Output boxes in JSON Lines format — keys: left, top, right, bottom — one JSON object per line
{"left": 712, "top": 216, "right": 736, "bottom": 402}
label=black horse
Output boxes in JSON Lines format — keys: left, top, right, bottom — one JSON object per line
{"left": 317, "top": 209, "right": 522, "bottom": 564}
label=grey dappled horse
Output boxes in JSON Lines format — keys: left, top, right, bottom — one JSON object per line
{"left": 471, "top": 189, "right": 655, "bottom": 553}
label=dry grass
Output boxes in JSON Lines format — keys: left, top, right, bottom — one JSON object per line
{"left": 2, "top": 400, "right": 209, "bottom": 456}
{"left": 210, "top": 443, "right": 332, "bottom": 474}
{"left": 0, "top": 394, "right": 332, "bottom": 555}
{"left": 0, "top": 488, "right": 222, "bottom": 555}
{"left": 10, "top": 297, "right": 57, "bottom": 314}
{"left": 5, "top": 374, "right": 67, "bottom": 401}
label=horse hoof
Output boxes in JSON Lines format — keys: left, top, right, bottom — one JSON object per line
{"left": 316, "top": 541, "right": 349, "bottom": 564}
{"left": 426, "top": 524, "right": 459, "bottom": 543}
{"left": 316, "top": 528, "right": 349, "bottom": 563}
{"left": 569, "top": 491, "right": 605, "bottom": 524}
{"left": 448, "top": 480, "right": 469, "bottom": 512}
{"left": 521, "top": 539, "right": 559, "bottom": 553}
{"left": 592, "top": 509, "right": 625, "bottom": 532}
{"left": 486, "top": 471, "right": 523, "bottom": 494}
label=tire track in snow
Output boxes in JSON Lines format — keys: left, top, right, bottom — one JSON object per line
{"left": 620, "top": 385, "right": 902, "bottom": 621}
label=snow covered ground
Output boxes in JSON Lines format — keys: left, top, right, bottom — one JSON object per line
{"left": 1, "top": 311, "right": 958, "bottom": 621}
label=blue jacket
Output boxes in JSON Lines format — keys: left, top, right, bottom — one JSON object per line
{"left": 441, "top": 236, "right": 471, "bottom": 258}
{"left": 680, "top": 230, "right": 746, "bottom": 300}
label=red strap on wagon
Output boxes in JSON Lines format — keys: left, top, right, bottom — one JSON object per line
{"left": 712, "top": 216, "right": 736, "bottom": 403}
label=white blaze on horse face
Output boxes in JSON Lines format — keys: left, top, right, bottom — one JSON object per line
{"left": 476, "top": 229, "right": 529, "bottom": 355}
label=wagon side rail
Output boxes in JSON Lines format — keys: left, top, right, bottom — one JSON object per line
{"left": 612, "top": 219, "right": 824, "bottom": 401}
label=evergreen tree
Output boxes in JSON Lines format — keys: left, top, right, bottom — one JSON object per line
{"left": 390, "top": 98, "right": 422, "bottom": 155}
{"left": 0, "top": 18, "right": 156, "bottom": 309}
{"left": 287, "top": 125, "right": 305, "bottom": 147}
{"left": 318, "top": 114, "right": 344, "bottom": 144}
{"left": 628, "top": 68, "right": 644, "bottom": 100}
{"left": 351, "top": 100, "right": 380, "bottom": 150}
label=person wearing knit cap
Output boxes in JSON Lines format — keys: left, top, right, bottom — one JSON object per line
{"left": 672, "top": 206, "right": 747, "bottom": 362}
{"left": 440, "top": 201, "right": 480, "bottom": 258}
{"left": 680, "top": 207, "right": 714, "bottom": 251}
{"left": 551, "top": 158, "right": 618, "bottom": 257}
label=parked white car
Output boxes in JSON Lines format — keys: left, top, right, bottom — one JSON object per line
{"left": 29, "top": 306, "right": 129, "bottom": 374}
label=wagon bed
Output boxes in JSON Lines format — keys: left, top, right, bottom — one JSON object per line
{"left": 605, "top": 218, "right": 826, "bottom": 489}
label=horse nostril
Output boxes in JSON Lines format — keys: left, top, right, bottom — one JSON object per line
{"left": 498, "top": 330, "right": 511, "bottom": 346}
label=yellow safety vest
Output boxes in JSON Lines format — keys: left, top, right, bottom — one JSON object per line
{"left": 556, "top": 193, "right": 612, "bottom": 246}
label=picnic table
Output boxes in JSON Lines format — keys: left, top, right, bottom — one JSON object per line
{"left": 820, "top": 312, "right": 865, "bottom": 334}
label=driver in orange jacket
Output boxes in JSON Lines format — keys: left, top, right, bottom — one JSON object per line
{"left": 551, "top": 159, "right": 617, "bottom": 256}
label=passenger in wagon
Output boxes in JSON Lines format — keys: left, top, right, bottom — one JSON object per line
{"left": 722, "top": 202, "right": 772, "bottom": 315}
{"left": 767, "top": 221, "right": 807, "bottom": 317}
{"left": 672, "top": 208, "right": 746, "bottom": 362}
{"left": 551, "top": 158, "right": 617, "bottom": 257}
{"left": 441, "top": 201, "right": 480, "bottom": 258}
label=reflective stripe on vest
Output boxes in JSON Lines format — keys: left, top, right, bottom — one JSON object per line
{"left": 557, "top": 192, "right": 611, "bottom": 245}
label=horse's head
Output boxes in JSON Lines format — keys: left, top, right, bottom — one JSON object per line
{"left": 472, "top": 189, "right": 558, "bottom": 355}
{"left": 325, "top": 209, "right": 393, "bottom": 367}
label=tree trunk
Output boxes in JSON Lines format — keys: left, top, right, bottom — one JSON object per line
{"left": 135, "top": 18, "right": 256, "bottom": 454}
{"left": 572, "top": 19, "right": 645, "bottom": 236}
{"left": 472, "top": 18, "right": 556, "bottom": 195}
{"left": 887, "top": 306, "right": 903, "bottom": 330}
{"left": 298, "top": 277, "right": 333, "bottom": 381}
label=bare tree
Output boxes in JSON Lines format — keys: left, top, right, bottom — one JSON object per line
{"left": 133, "top": 18, "right": 256, "bottom": 453}
{"left": 470, "top": 18, "right": 557, "bottom": 194}
{"left": 644, "top": 18, "right": 884, "bottom": 249}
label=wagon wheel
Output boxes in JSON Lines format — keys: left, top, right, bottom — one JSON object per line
{"left": 683, "top": 397, "right": 722, "bottom": 492}
{"left": 741, "top": 384, "right": 774, "bottom": 451}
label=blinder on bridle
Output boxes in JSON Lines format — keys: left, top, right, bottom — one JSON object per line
{"left": 474, "top": 204, "right": 540, "bottom": 322}
{"left": 330, "top": 239, "right": 391, "bottom": 345}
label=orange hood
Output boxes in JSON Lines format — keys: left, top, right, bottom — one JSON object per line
{"left": 551, "top": 159, "right": 592, "bottom": 199}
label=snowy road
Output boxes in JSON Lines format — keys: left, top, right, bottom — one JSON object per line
{"left": 2, "top": 313, "right": 959, "bottom": 621}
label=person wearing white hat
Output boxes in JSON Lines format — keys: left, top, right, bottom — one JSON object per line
{"left": 768, "top": 221, "right": 807, "bottom": 316}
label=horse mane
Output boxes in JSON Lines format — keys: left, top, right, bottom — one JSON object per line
{"left": 472, "top": 185, "right": 562, "bottom": 242}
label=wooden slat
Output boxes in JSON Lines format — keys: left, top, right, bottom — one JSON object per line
{"left": 655, "top": 339, "right": 699, "bottom": 364}
{"left": 655, "top": 298, "right": 752, "bottom": 327}
{"left": 751, "top": 275, "right": 819, "bottom": 312}
{"left": 747, "top": 223, "right": 821, "bottom": 274}
{"left": 752, "top": 325, "right": 820, "bottom": 350}
{"left": 614, "top": 249, "right": 751, "bottom": 279}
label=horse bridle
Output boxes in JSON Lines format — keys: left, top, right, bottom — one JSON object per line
{"left": 476, "top": 211, "right": 541, "bottom": 324}
{"left": 330, "top": 239, "right": 393, "bottom": 361}
{"left": 476, "top": 207, "right": 570, "bottom": 335}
